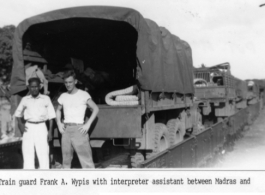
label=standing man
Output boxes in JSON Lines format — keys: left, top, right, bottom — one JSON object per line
{"left": 56, "top": 70, "right": 99, "bottom": 168}
{"left": 14, "top": 77, "right": 56, "bottom": 169}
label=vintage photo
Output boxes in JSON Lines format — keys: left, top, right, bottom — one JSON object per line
{"left": 1, "top": 0, "right": 265, "bottom": 193}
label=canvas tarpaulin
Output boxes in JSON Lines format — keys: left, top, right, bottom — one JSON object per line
{"left": 173, "top": 35, "right": 194, "bottom": 94}
{"left": 10, "top": 6, "right": 194, "bottom": 95}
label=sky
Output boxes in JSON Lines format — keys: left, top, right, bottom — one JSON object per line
{"left": 1, "top": 0, "right": 265, "bottom": 80}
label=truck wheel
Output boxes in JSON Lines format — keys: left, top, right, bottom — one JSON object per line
{"left": 179, "top": 118, "right": 186, "bottom": 137}
{"left": 146, "top": 123, "right": 170, "bottom": 159}
{"left": 130, "top": 152, "right": 144, "bottom": 168}
{"left": 154, "top": 123, "right": 170, "bottom": 153}
{"left": 167, "top": 119, "right": 183, "bottom": 146}
{"left": 152, "top": 123, "right": 170, "bottom": 152}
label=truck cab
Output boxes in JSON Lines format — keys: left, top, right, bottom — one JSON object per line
{"left": 194, "top": 63, "right": 237, "bottom": 126}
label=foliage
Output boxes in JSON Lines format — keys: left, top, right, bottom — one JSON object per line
{"left": 0, "top": 25, "right": 16, "bottom": 83}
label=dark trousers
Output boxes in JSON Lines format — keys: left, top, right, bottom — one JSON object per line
{"left": 61, "top": 125, "right": 94, "bottom": 168}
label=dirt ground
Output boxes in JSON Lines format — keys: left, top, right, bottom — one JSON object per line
{"left": 213, "top": 108, "right": 265, "bottom": 169}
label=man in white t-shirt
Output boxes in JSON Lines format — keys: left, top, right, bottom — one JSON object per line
{"left": 56, "top": 70, "right": 99, "bottom": 168}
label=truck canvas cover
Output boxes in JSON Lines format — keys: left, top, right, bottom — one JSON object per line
{"left": 10, "top": 6, "right": 194, "bottom": 95}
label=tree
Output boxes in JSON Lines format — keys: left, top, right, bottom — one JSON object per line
{"left": 0, "top": 25, "right": 16, "bottom": 83}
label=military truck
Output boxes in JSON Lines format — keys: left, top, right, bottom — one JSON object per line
{"left": 9, "top": 6, "right": 195, "bottom": 167}
{"left": 193, "top": 62, "right": 238, "bottom": 126}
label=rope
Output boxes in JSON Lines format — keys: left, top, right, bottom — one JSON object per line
{"left": 105, "top": 86, "right": 139, "bottom": 106}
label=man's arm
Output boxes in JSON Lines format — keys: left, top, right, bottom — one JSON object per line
{"left": 14, "top": 98, "right": 26, "bottom": 134}
{"left": 46, "top": 96, "right": 56, "bottom": 139}
{"left": 79, "top": 99, "right": 99, "bottom": 134}
{"left": 17, "top": 118, "right": 26, "bottom": 135}
{"left": 56, "top": 104, "right": 65, "bottom": 134}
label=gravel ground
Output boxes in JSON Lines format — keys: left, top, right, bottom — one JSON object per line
{"left": 213, "top": 108, "right": 265, "bottom": 169}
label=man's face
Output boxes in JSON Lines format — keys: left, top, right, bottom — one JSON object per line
{"left": 29, "top": 81, "right": 40, "bottom": 97}
{"left": 64, "top": 76, "right": 77, "bottom": 92}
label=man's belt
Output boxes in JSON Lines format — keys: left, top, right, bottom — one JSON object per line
{"left": 27, "top": 121, "right": 46, "bottom": 124}
{"left": 64, "top": 123, "right": 83, "bottom": 126}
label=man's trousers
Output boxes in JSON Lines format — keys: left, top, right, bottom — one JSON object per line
{"left": 61, "top": 125, "right": 94, "bottom": 168}
{"left": 22, "top": 122, "right": 49, "bottom": 169}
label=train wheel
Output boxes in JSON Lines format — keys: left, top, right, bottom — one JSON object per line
{"left": 167, "top": 119, "right": 183, "bottom": 146}
{"left": 130, "top": 152, "right": 144, "bottom": 168}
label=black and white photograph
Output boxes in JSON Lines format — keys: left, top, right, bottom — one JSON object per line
{"left": 1, "top": 0, "right": 265, "bottom": 194}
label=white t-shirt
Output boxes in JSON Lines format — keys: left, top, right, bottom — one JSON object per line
{"left": 58, "top": 89, "right": 91, "bottom": 123}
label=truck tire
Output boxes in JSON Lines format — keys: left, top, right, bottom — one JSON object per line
{"left": 154, "top": 123, "right": 170, "bottom": 153}
{"left": 179, "top": 118, "right": 186, "bottom": 138}
{"left": 146, "top": 123, "right": 170, "bottom": 160}
{"left": 130, "top": 152, "right": 144, "bottom": 168}
{"left": 167, "top": 119, "right": 183, "bottom": 146}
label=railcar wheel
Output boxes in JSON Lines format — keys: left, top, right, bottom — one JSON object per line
{"left": 167, "top": 119, "right": 183, "bottom": 146}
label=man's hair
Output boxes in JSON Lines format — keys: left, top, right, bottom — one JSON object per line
{"left": 63, "top": 69, "right": 76, "bottom": 80}
{"left": 28, "top": 77, "right": 41, "bottom": 85}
